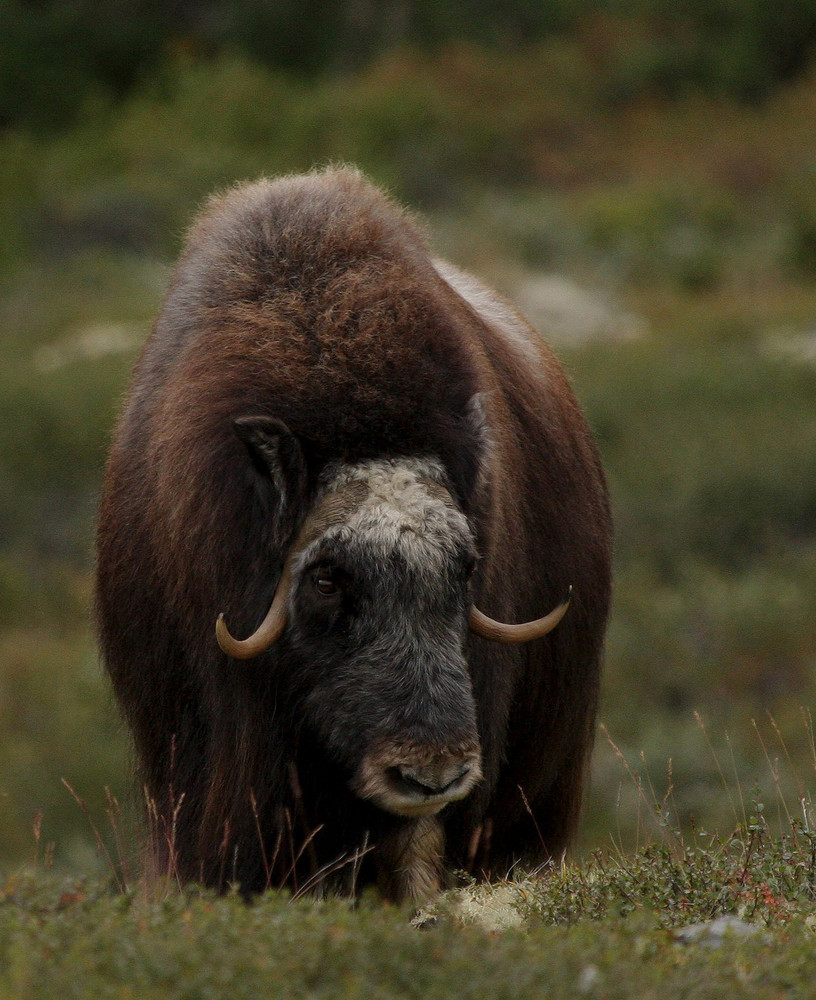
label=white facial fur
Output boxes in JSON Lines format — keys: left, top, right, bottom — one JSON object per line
{"left": 304, "top": 457, "right": 475, "bottom": 580}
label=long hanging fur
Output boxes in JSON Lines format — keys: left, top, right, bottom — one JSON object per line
{"left": 96, "top": 167, "right": 612, "bottom": 898}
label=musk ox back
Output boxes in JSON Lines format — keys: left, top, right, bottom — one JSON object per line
{"left": 96, "top": 168, "right": 612, "bottom": 901}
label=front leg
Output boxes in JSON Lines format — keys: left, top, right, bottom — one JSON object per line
{"left": 375, "top": 816, "right": 446, "bottom": 903}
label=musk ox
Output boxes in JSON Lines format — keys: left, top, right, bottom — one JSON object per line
{"left": 96, "top": 168, "right": 612, "bottom": 902}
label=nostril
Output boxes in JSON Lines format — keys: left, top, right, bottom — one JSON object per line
{"left": 440, "top": 764, "right": 471, "bottom": 794}
{"left": 391, "top": 767, "right": 437, "bottom": 797}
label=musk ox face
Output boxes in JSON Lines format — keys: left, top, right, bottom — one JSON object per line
{"left": 216, "top": 414, "right": 574, "bottom": 822}
{"left": 222, "top": 415, "right": 484, "bottom": 818}
{"left": 289, "top": 458, "right": 483, "bottom": 818}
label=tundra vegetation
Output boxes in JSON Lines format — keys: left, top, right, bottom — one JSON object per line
{"left": 1, "top": 6, "right": 816, "bottom": 994}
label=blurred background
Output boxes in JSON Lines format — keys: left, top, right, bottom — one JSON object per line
{"left": 2, "top": 0, "right": 816, "bottom": 874}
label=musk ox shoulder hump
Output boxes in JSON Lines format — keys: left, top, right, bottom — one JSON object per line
{"left": 432, "top": 258, "right": 543, "bottom": 371}
{"left": 186, "top": 167, "right": 432, "bottom": 289}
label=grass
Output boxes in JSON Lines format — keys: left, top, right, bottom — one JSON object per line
{"left": 36, "top": 706, "right": 816, "bottom": 995}
{"left": 1, "top": 640, "right": 814, "bottom": 996}
{"left": 1, "top": 808, "right": 815, "bottom": 999}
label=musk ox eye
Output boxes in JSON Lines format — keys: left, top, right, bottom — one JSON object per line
{"left": 315, "top": 574, "right": 339, "bottom": 597}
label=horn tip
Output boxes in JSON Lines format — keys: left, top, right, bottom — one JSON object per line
{"left": 215, "top": 613, "right": 235, "bottom": 653}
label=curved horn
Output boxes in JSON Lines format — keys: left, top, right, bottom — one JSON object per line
{"left": 469, "top": 587, "right": 572, "bottom": 644}
{"left": 216, "top": 558, "right": 294, "bottom": 659}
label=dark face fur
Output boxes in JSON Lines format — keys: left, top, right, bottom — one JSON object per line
{"left": 281, "top": 457, "right": 483, "bottom": 818}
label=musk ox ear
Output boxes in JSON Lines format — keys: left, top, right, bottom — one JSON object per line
{"left": 462, "top": 392, "right": 492, "bottom": 487}
{"left": 443, "top": 392, "right": 491, "bottom": 509}
{"left": 465, "top": 392, "right": 490, "bottom": 447}
{"left": 233, "top": 415, "right": 307, "bottom": 531}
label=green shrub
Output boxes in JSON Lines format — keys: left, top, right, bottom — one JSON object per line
{"left": 3, "top": 828, "right": 816, "bottom": 1000}
{"left": 571, "top": 342, "right": 816, "bottom": 573}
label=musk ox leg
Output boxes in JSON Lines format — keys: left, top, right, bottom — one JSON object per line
{"left": 375, "top": 817, "right": 446, "bottom": 904}
{"left": 486, "top": 743, "right": 591, "bottom": 877}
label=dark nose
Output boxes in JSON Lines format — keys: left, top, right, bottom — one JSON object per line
{"left": 353, "top": 740, "right": 483, "bottom": 817}
{"left": 391, "top": 761, "right": 473, "bottom": 798}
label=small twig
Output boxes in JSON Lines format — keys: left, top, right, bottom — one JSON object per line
{"left": 250, "top": 790, "right": 272, "bottom": 890}
{"left": 694, "top": 711, "right": 741, "bottom": 830}
{"left": 349, "top": 831, "right": 369, "bottom": 898}
{"left": 282, "top": 821, "right": 325, "bottom": 892}
{"left": 292, "top": 840, "right": 377, "bottom": 901}
{"left": 158, "top": 790, "right": 186, "bottom": 889}
{"left": 105, "top": 787, "right": 131, "bottom": 889}
{"left": 288, "top": 763, "right": 319, "bottom": 879}
{"left": 754, "top": 716, "right": 794, "bottom": 830}
{"left": 518, "top": 784, "right": 547, "bottom": 853}
{"left": 601, "top": 725, "right": 681, "bottom": 857}
{"left": 62, "top": 778, "right": 125, "bottom": 893}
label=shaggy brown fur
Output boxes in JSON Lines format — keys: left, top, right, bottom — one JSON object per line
{"left": 96, "top": 168, "right": 612, "bottom": 898}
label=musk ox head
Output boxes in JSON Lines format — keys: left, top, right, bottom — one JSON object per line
{"left": 216, "top": 416, "right": 569, "bottom": 819}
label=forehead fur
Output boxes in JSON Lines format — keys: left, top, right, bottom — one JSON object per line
{"left": 302, "top": 458, "right": 474, "bottom": 575}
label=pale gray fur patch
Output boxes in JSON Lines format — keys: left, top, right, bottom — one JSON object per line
{"left": 304, "top": 458, "right": 475, "bottom": 581}
{"left": 433, "top": 257, "right": 543, "bottom": 370}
